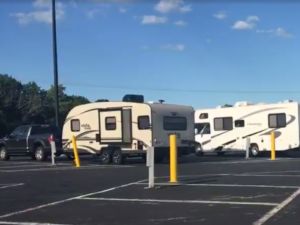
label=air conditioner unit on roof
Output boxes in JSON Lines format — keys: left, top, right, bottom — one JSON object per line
{"left": 234, "top": 101, "right": 254, "bottom": 107}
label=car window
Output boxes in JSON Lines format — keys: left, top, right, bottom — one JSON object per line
{"left": 11, "top": 127, "right": 22, "bottom": 137}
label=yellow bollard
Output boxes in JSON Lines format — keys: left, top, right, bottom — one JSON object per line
{"left": 170, "top": 134, "right": 178, "bottom": 183}
{"left": 271, "top": 131, "right": 276, "bottom": 160}
{"left": 71, "top": 135, "right": 81, "bottom": 167}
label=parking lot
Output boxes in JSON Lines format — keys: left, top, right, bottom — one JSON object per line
{"left": 1, "top": 155, "right": 300, "bottom": 225}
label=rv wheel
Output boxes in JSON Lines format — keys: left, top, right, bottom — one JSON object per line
{"left": 101, "top": 149, "right": 112, "bottom": 164}
{"left": 250, "top": 144, "right": 260, "bottom": 157}
{"left": 112, "top": 149, "right": 124, "bottom": 165}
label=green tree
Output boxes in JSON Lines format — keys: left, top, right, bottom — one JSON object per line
{"left": 0, "top": 74, "right": 91, "bottom": 136}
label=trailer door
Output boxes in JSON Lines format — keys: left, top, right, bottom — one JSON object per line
{"left": 99, "top": 110, "right": 122, "bottom": 143}
{"left": 98, "top": 109, "right": 132, "bottom": 144}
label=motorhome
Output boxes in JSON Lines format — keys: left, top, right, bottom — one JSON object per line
{"left": 194, "top": 100, "right": 300, "bottom": 157}
{"left": 62, "top": 94, "right": 195, "bottom": 164}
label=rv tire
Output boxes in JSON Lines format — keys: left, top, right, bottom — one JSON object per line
{"left": 101, "top": 149, "right": 112, "bottom": 164}
{"left": 250, "top": 144, "right": 260, "bottom": 157}
{"left": 112, "top": 149, "right": 124, "bottom": 165}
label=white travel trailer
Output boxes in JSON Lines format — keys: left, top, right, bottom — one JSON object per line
{"left": 195, "top": 100, "right": 300, "bottom": 157}
{"left": 62, "top": 95, "right": 195, "bottom": 164}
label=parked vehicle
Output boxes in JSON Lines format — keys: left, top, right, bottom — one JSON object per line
{"left": 195, "top": 100, "right": 300, "bottom": 157}
{"left": 0, "top": 124, "right": 63, "bottom": 161}
{"left": 62, "top": 94, "right": 195, "bottom": 164}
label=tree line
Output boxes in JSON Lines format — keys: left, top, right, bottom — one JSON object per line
{"left": 0, "top": 74, "right": 91, "bottom": 137}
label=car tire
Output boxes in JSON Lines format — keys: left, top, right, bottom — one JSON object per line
{"left": 0, "top": 147, "right": 10, "bottom": 161}
{"left": 35, "top": 146, "right": 48, "bottom": 162}
{"left": 101, "top": 149, "right": 112, "bottom": 165}
{"left": 112, "top": 149, "right": 124, "bottom": 165}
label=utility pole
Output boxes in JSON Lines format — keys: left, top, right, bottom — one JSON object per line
{"left": 52, "top": 0, "right": 60, "bottom": 127}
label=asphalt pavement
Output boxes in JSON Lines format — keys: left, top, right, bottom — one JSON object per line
{"left": 0, "top": 154, "right": 300, "bottom": 225}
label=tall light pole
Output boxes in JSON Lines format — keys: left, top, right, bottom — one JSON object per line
{"left": 52, "top": 0, "right": 60, "bottom": 127}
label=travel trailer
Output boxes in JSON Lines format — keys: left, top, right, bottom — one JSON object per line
{"left": 194, "top": 100, "right": 300, "bottom": 157}
{"left": 62, "top": 94, "right": 195, "bottom": 164}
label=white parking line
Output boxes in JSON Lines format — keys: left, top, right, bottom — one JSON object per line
{"left": 0, "top": 165, "right": 54, "bottom": 169}
{"left": 0, "top": 178, "right": 147, "bottom": 219}
{"left": 0, "top": 162, "right": 33, "bottom": 165}
{"left": 0, "top": 183, "right": 24, "bottom": 190}
{"left": 253, "top": 188, "right": 300, "bottom": 225}
{"left": 157, "top": 173, "right": 300, "bottom": 179}
{"left": 243, "top": 170, "right": 300, "bottom": 175}
{"left": 0, "top": 165, "right": 133, "bottom": 172}
{"left": 198, "top": 158, "right": 295, "bottom": 164}
{"left": 233, "top": 174, "right": 300, "bottom": 178}
{"left": 134, "top": 182, "right": 300, "bottom": 189}
{"left": 0, "top": 221, "right": 72, "bottom": 225}
{"left": 79, "top": 197, "right": 278, "bottom": 206}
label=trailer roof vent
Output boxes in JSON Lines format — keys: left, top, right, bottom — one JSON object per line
{"left": 234, "top": 101, "right": 254, "bottom": 107}
{"left": 283, "top": 99, "right": 293, "bottom": 103}
{"left": 122, "top": 94, "right": 144, "bottom": 103}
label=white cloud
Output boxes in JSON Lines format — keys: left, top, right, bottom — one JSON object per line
{"left": 231, "top": 15, "right": 259, "bottom": 30}
{"left": 161, "top": 44, "right": 185, "bottom": 51}
{"left": 87, "top": 9, "right": 102, "bottom": 18}
{"left": 213, "top": 11, "right": 226, "bottom": 19}
{"left": 140, "top": 46, "right": 149, "bottom": 50}
{"left": 275, "top": 28, "right": 293, "bottom": 38}
{"left": 86, "top": 4, "right": 110, "bottom": 18}
{"left": 256, "top": 29, "right": 274, "bottom": 33}
{"left": 141, "top": 15, "right": 167, "bottom": 24}
{"left": 155, "top": 0, "right": 192, "bottom": 14}
{"left": 10, "top": 0, "right": 65, "bottom": 25}
{"left": 174, "top": 20, "right": 187, "bottom": 26}
{"left": 119, "top": 7, "right": 127, "bottom": 13}
{"left": 256, "top": 28, "right": 294, "bottom": 38}
{"left": 206, "top": 39, "right": 212, "bottom": 43}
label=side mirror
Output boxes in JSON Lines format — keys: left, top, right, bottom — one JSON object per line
{"left": 194, "top": 128, "right": 198, "bottom": 135}
{"left": 8, "top": 134, "right": 14, "bottom": 139}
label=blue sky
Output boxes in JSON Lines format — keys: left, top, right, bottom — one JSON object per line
{"left": 1, "top": 0, "right": 300, "bottom": 109}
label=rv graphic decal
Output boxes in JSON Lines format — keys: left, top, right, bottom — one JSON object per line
{"left": 81, "top": 123, "right": 91, "bottom": 130}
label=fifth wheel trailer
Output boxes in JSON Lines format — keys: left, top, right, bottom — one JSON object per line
{"left": 62, "top": 94, "right": 195, "bottom": 164}
{"left": 194, "top": 100, "right": 300, "bottom": 157}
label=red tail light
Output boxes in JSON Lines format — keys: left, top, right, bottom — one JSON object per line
{"left": 48, "top": 134, "right": 54, "bottom": 143}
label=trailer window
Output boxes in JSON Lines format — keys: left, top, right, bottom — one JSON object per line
{"left": 71, "top": 119, "right": 80, "bottom": 132}
{"left": 105, "top": 117, "right": 116, "bottom": 130}
{"left": 199, "top": 113, "right": 208, "bottom": 119}
{"left": 138, "top": 116, "right": 150, "bottom": 130}
{"left": 163, "top": 116, "right": 187, "bottom": 131}
{"left": 235, "top": 120, "right": 245, "bottom": 128}
{"left": 214, "top": 117, "right": 233, "bottom": 131}
{"left": 268, "top": 113, "right": 286, "bottom": 128}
